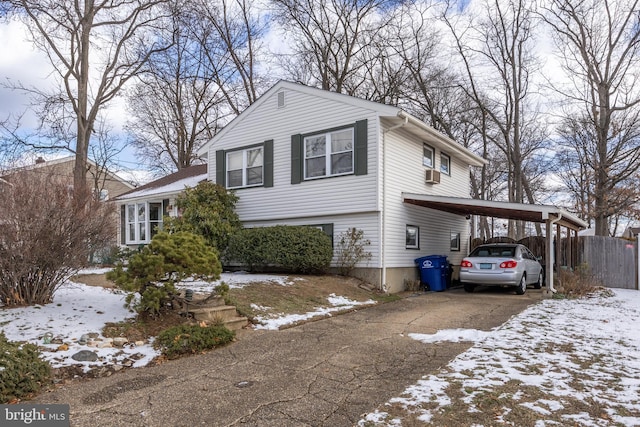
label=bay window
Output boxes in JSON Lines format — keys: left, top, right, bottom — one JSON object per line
{"left": 125, "top": 201, "right": 164, "bottom": 244}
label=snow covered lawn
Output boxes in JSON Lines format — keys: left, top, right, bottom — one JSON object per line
{"left": 359, "top": 288, "right": 640, "bottom": 426}
{"left": 0, "top": 270, "right": 375, "bottom": 372}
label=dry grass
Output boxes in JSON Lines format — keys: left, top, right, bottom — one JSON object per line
{"left": 553, "top": 264, "right": 609, "bottom": 299}
{"left": 71, "top": 272, "right": 397, "bottom": 340}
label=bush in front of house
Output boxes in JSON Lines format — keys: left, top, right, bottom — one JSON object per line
{"left": 225, "top": 225, "right": 333, "bottom": 273}
{"left": 0, "top": 332, "right": 51, "bottom": 403}
{"left": 154, "top": 324, "right": 235, "bottom": 359}
{"left": 107, "top": 231, "right": 222, "bottom": 316}
{"left": 165, "top": 181, "right": 242, "bottom": 253}
{"left": 0, "top": 171, "right": 115, "bottom": 307}
{"left": 336, "top": 227, "right": 372, "bottom": 276}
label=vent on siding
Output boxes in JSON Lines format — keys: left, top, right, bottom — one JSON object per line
{"left": 277, "top": 91, "right": 285, "bottom": 108}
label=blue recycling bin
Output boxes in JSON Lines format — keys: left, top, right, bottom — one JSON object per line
{"left": 414, "top": 255, "right": 449, "bottom": 292}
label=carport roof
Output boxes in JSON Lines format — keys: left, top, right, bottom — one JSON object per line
{"left": 402, "top": 193, "right": 588, "bottom": 231}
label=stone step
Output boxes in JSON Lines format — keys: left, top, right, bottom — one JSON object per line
{"left": 223, "top": 316, "right": 249, "bottom": 331}
{"left": 190, "top": 305, "right": 240, "bottom": 322}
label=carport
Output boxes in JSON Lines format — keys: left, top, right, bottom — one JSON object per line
{"left": 402, "top": 193, "right": 588, "bottom": 293}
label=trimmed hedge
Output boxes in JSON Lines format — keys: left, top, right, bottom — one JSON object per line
{"left": 154, "top": 324, "right": 235, "bottom": 359}
{"left": 225, "top": 225, "right": 333, "bottom": 273}
{"left": 0, "top": 332, "right": 51, "bottom": 403}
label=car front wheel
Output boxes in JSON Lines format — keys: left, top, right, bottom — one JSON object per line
{"left": 515, "top": 275, "right": 527, "bottom": 295}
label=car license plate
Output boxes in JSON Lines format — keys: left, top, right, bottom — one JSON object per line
{"left": 480, "top": 263, "right": 492, "bottom": 269}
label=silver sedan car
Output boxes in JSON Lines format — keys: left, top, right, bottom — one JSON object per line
{"left": 459, "top": 243, "right": 543, "bottom": 295}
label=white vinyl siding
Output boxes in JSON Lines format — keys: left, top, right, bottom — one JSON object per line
{"left": 208, "top": 87, "right": 379, "bottom": 222}
{"left": 381, "top": 122, "right": 472, "bottom": 268}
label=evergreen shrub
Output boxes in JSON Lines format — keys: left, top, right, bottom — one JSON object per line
{"left": 107, "top": 231, "right": 222, "bottom": 316}
{"left": 0, "top": 332, "right": 51, "bottom": 403}
{"left": 225, "top": 225, "right": 333, "bottom": 273}
{"left": 154, "top": 324, "right": 235, "bottom": 359}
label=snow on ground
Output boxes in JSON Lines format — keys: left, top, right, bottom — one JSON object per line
{"left": 0, "top": 270, "right": 371, "bottom": 371}
{"left": 177, "top": 271, "right": 302, "bottom": 293}
{"left": 358, "top": 288, "right": 640, "bottom": 426}
{"left": 252, "top": 293, "right": 376, "bottom": 330}
{"left": 0, "top": 279, "right": 159, "bottom": 372}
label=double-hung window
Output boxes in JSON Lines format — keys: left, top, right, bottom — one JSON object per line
{"left": 304, "top": 127, "right": 354, "bottom": 179}
{"left": 441, "top": 153, "right": 451, "bottom": 175}
{"left": 423, "top": 144, "right": 434, "bottom": 168}
{"left": 227, "top": 147, "right": 264, "bottom": 188}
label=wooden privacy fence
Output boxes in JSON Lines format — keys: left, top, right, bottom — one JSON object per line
{"left": 473, "top": 235, "right": 638, "bottom": 289}
{"left": 575, "top": 236, "right": 637, "bottom": 290}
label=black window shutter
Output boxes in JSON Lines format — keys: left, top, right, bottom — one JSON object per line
{"left": 215, "top": 150, "right": 226, "bottom": 186}
{"left": 162, "top": 199, "right": 170, "bottom": 217}
{"left": 264, "top": 140, "right": 274, "bottom": 187}
{"left": 291, "top": 134, "right": 302, "bottom": 184}
{"left": 120, "top": 205, "right": 126, "bottom": 245}
{"left": 323, "top": 223, "right": 334, "bottom": 247}
{"left": 354, "top": 119, "right": 368, "bottom": 175}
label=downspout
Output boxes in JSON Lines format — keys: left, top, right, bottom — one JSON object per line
{"left": 547, "top": 213, "right": 563, "bottom": 293}
{"left": 381, "top": 115, "right": 409, "bottom": 292}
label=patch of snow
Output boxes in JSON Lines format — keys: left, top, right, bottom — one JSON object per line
{"left": 359, "top": 289, "right": 640, "bottom": 426}
{"left": 254, "top": 293, "right": 376, "bottom": 330}
{"left": 0, "top": 280, "right": 160, "bottom": 371}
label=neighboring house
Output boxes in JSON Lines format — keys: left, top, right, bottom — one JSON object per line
{"left": 0, "top": 156, "right": 134, "bottom": 201}
{"left": 1, "top": 156, "right": 136, "bottom": 258}
{"left": 196, "top": 80, "right": 487, "bottom": 292}
{"left": 114, "top": 164, "right": 208, "bottom": 247}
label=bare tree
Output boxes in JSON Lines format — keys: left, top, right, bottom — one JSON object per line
{"left": 89, "top": 118, "right": 127, "bottom": 199}
{"left": 541, "top": 0, "right": 640, "bottom": 236}
{"left": 126, "top": 10, "right": 222, "bottom": 175}
{"left": 2, "top": 0, "right": 171, "bottom": 206}
{"left": 191, "top": 0, "right": 266, "bottom": 115}
{"left": 271, "top": 0, "right": 402, "bottom": 96}
{"left": 443, "top": 0, "right": 547, "bottom": 238}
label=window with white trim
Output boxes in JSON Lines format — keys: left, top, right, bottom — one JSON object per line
{"left": 304, "top": 127, "right": 354, "bottom": 179}
{"left": 227, "top": 147, "right": 263, "bottom": 188}
{"left": 423, "top": 144, "right": 434, "bottom": 168}
{"left": 441, "top": 153, "right": 451, "bottom": 175}
{"left": 125, "top": 201, "right": 164, "bottom": 244}
{"left": 450, "top": 231, "right": 460, "bottom": 251}
{"left": 406, "top": 225, "right": 420, "bottom": 249}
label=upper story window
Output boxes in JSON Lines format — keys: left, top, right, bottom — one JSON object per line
{"left": 440, "top": 153, "right": 451, "bottom": 175}
{"left": 227, "top": 147, "right": 263, "bottom": 188}
{"left": 304, "top": 127, "right": 354, "bottom": 179}
{"left": 423, "top": 143, "right": 434, "bottom": 168}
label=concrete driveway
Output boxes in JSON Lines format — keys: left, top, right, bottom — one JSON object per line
{"left": 34, "top": 287, "right": 543, "bottom": 426}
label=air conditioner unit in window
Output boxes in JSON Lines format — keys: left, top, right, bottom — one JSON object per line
{"left": 425, "top": 169, "right": 441, "bottom": 184}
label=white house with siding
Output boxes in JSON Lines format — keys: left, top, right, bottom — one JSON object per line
{"left": 197, "top": 80, "right": 486, "bottom": 292}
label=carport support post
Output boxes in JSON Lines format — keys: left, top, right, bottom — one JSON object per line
{"left": 544, "top": 219, "right": 554, "bottom": 296}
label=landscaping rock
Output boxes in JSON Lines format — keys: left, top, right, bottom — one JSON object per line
{"left": 71, "top": 350, "right": 99, "bottom": 362}
{"left": 113, "top": 337, "right": 128, "bottom": 347}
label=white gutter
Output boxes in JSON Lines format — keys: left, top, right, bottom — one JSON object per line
{"left": 396, "top": 111, "right": 487, "bottom": 167}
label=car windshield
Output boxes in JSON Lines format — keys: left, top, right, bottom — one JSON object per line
{"left": 470, "top": 246, "right": 516, "bottom": 257}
